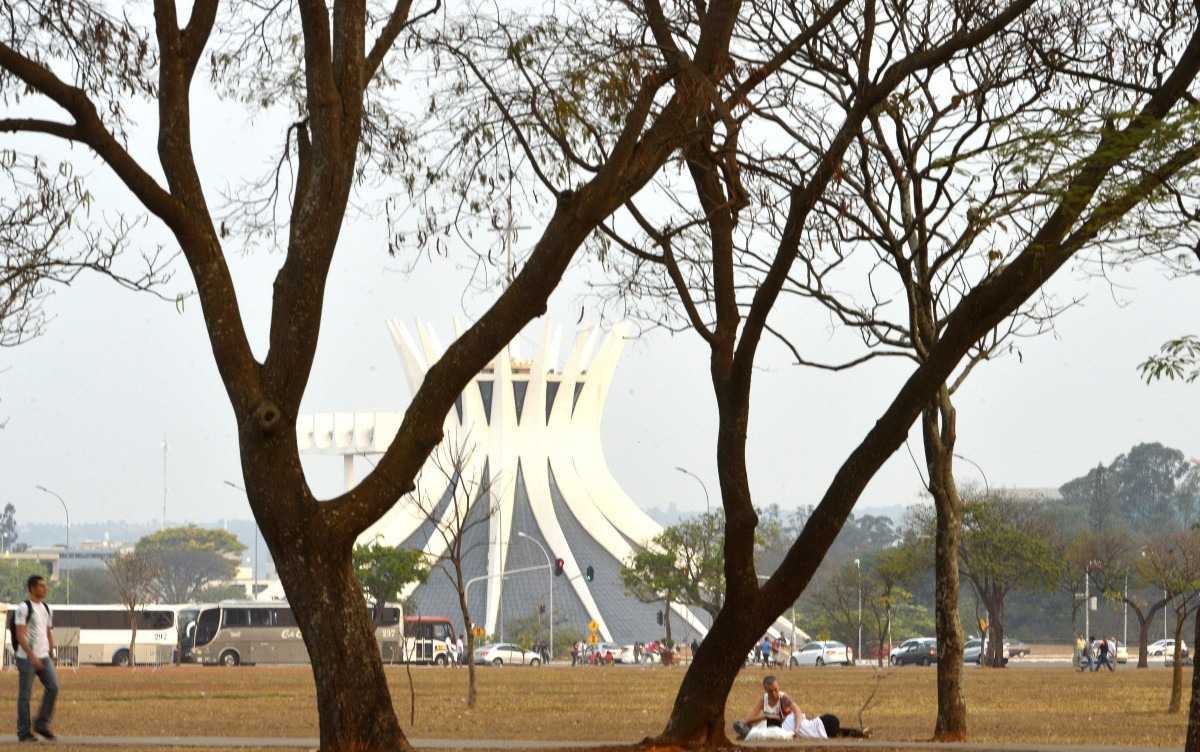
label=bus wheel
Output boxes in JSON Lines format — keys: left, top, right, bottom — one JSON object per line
{"left": 112, "top": 649, "right": 131, "bottom": 667}
{"left": 220, "top": 650, "right": 241, "bottom": 667}
{"left": 435, "top": 654, "right": 448, "bottom": 666}
{"left": 529, "top": 658, "right": 541, "bottom": 666}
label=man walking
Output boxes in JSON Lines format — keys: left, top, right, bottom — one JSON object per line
{"left": 14, "top": 575, "right": 57, "bottom": 742}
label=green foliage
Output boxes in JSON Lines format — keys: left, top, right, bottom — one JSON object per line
{"left": 136, "top": 525, "right": 245, "bottom": 603}
{"left": 503, "top": 605, "right": 578, "bottom": 658}
{"left": 353, "top": 543, "right": 429, "bottom": 612}
{"left": 1058, "top": 442, "right": 1200, "bottom": 532}
{"left": 196, "top": 583, "right": 252, "bottom": 601}
{"left": 960, "top": 495, "right": 1064, "bottom": 600}
{"left": 0, "top": 560, "right": 52, "bottom": 602}
{"left": 65, "top": 569, "right": 121, "bottom": 604}
{"left": 1140, "top": 335, "right": 1200, "bottom": 384}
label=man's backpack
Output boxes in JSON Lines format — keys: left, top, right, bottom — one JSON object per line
{"left": 7, "top": 600, "right": 50, "bottom": 652}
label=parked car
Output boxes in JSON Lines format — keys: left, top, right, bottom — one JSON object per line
{"left": 791, "top": 640, "right": 853, "bottom": 667}
{"left": 1148, "top": 639, "right": 1189, "bottom": 658}
{"left": 892, "top": 638, "right": 936, "bottom": 666}
{"left": 963, "top": 639, "right": 983, "bottom": 664}
{"left": 889, "top": 637, "right": 933, "bottom": 665}
{"left": 1006, "top": 639, "right": 1031, "bottom": 658}
{"left": 1116, "top": 642, "right": 1129, "bottom": 664}
{"left": 893, "top": 638, "right": 938, "bottom": 666}
{"left": 591, "top": 642, "right": 622, "bottom": 664}
{"left": 473, "top": 643, "right": 542, "bottom": 665}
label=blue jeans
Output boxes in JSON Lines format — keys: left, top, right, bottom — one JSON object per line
{"left": 1093, "top": 655, "right": 1114, "bottom": 672}
{"left": 16, "top": 657, "right": 57, "bottom": 738}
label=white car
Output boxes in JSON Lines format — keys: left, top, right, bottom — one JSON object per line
{"left": 889, "top": 637, "right": 933, "bottom": 665}
{"left": 790, "top": 640, "right": 853, "bottom": 667}
{"left": 592, "top": 642, "right": 622, "bottom": 664}
{"left": 473, "top": 643, "right": 543, "bottom": 665}
{"left": 1147, "top": 639, "right": 1189, "bottom": 658}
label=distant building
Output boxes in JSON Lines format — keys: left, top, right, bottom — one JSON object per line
{"left": 299, "top": 319, "right": 806, "bottom": 645}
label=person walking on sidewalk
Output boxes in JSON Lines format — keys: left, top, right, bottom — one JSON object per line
{"left": 14, "top": 575, "right": 58, "bottom": 742}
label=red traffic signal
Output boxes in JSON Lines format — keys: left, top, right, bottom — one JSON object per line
{"left": 554, "top": 558, "right": 565, "bottom": 576}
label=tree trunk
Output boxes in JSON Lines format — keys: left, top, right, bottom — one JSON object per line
{"left": 1185, "top": 608, "right": 1199, "bottom": 751}
{"left": 664, "top": 598, "right": 674, "bottom": 646}
{"left": 1138, "top": 618, "right": 1151, "bottom": 669}
{"left": 1169, "top": 606, "right": 1187, "bottom": 713}
{"left": 272, "top": 526, "right": 411, "bottom": 752}
{"left": 656, "top": 607, "right": 759, "bottom": 746}
{"left": 128, "top": 615, "right": 138, "bottom": 669}
{"left": 924, "top": 397, "right": 968, "bottom": 740}
{"left": 984, "top": 593, "right": 1006, "bottom": 668}
{"left": 456, "top": 579, "right": 478, "bottom": 708}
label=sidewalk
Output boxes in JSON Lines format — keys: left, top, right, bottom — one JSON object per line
{"left": 0, "top": 736, "right": 1176, "bottom": 752}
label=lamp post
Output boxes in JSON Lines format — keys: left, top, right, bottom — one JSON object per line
{"left": 1123, "top": 573, "right": 1128, "bottom": 648}
{"left": 222, "top": 480, "right": 258, "bottom": 599}
{"left": 161, "top": 439, "right": 168, "bottom": 531}
{"left": 34, "top": 485, "right": 69, "bottom": 604}
{"left": 854, "top": 558, "right": 862, "bottom": 663}
{"left": 516, "top": 531, "right": 554, "bottom": 662}
{"left": 674, "top": 466, "right": 711, "bottom": 516}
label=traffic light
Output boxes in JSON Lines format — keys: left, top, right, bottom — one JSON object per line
{"left": 554, "top": 558, "right": 565, "bottom": 576}
{"left": 585, "top": 565, "right": 594, "bottom": 582}
{"left": 656, "top": 610, "right": 664, "bottom": 626}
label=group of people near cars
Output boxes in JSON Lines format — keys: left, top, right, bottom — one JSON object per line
{"left": 1075, "top": 633, "right": 1119, "bottom": 671}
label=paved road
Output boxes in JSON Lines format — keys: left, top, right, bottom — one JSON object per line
{"left": 0, "top": 736, "right": 1178, "bottom": 752}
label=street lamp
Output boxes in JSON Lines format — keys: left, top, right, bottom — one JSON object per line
{"left": 516, "top": 531, "right": 553, "bottom": 661}
{"left": 854, "top": 558, "right": 862, "bottom": 663}
{"left": 223, "top": 480, "right": 259, "bottom": 599}
{"left": 674, "top": 466, "right": 711, "bottom": 516}
{"left": 34, "top": 485, "right": 69, "bottom": 604}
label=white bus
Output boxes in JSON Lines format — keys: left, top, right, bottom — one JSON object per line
{"left": 188, "top": 601, "right": 452, "bottom": 666}
{"left": 4, "top": 603, "right": 195, "bottom": 666}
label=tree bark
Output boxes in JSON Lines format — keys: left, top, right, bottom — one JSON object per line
{"left": 924, "top": 396, "right": 968, "bottom": 740}
{"left": 457, "top": 581, "right": 478, "bottom": 708}
{"left": 1138, "top": 617, "right": 1151, "bottom": 669}
{"left": 1185, "top": 608, "right": 1199, "bottom": 750}
{"left": 656, "top": 607, "right": 759, "bottom": 746}
{"left": 984, "top": 592, "right": 1006, "bottom": 668}
{"left": 663, "top": 598, "right": 674, "bottom": 647}
{"left": 1169, "top": 605, "right": 1187, "bottom": 713}
{"left": 268, "top": 511, "right": 410, "bottom": 752}
{"left": 128, "top": 616, "right": 138, "bottom": 669}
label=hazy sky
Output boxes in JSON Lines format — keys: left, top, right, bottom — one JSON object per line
{"left": 2, "top": 67, "right": 1198, "bottom": 536}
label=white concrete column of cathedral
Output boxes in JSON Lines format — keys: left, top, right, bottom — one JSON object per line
{"left": 295, "top": 318, "right": 810, "bottom": 647}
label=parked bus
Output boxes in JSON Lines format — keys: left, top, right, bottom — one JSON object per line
{"left": 4, "top": 603, "right": 193, "bottom": 666}
{"left": 189, "top": 601, "right": 451, "bottom": 666}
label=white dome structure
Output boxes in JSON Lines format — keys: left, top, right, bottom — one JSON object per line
{"left": 298, "top": 320, "right": 803, "bottom": 645}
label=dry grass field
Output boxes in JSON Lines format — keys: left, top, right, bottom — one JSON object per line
{"left": 0, "top": 663, "right": 1190, "bottom": 749}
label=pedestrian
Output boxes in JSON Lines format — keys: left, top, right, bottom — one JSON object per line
{"left": 456, "top": 634, "right": 465, "bottom": 666}
{"left": 759, "top": 635, "right": 772, "bottom": 666}
{"left": 13, "top": 574, "right": 57, "bottom": 742}
{"left": 570, "top": 641, "right": 579, "bottom": 667}
{"left": 1094, "top": 636, "right": 1115, "bottom": 672}
{"left": 1074, "top": 632, "right": 1086, "bottom": 670}
{"left": 1079, "top": 634, "right": 1094, "bottom": 672}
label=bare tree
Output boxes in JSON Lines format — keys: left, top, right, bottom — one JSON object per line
{"left": 0, "top": 1, "right": 751, "bottom": 747}
{"left": 401, "top": 431, "right": 497, "bottom": 708}
{"left": 104, "top": 551, "right": 159, "bottom": 668}
{"left": 584, "top": 0, "right": 1200, "bottom": 742}
{"left": 0, "top": 153, "right": 173, "bottom": 351}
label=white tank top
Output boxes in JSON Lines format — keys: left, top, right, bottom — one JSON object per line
{"left": 763, "top": 692, "right": 788, "bottom": 720}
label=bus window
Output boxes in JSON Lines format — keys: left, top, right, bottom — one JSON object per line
{"left": 139, "top": 610, "right": 174, "bottom": 630}
{"left": 432, "top": 622, "right": 452, "bottom": 641}
{"left": 194, "top": 608, "right": 220, "bottom": 647}
{"left": 223, "top": 608, "right": 250, "bottom": 628}
{"left": 249, "top": 608, "right": 273, "bottom": 627}
{"left": 274, "top": 609, "right": 297, "bottom": 627}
